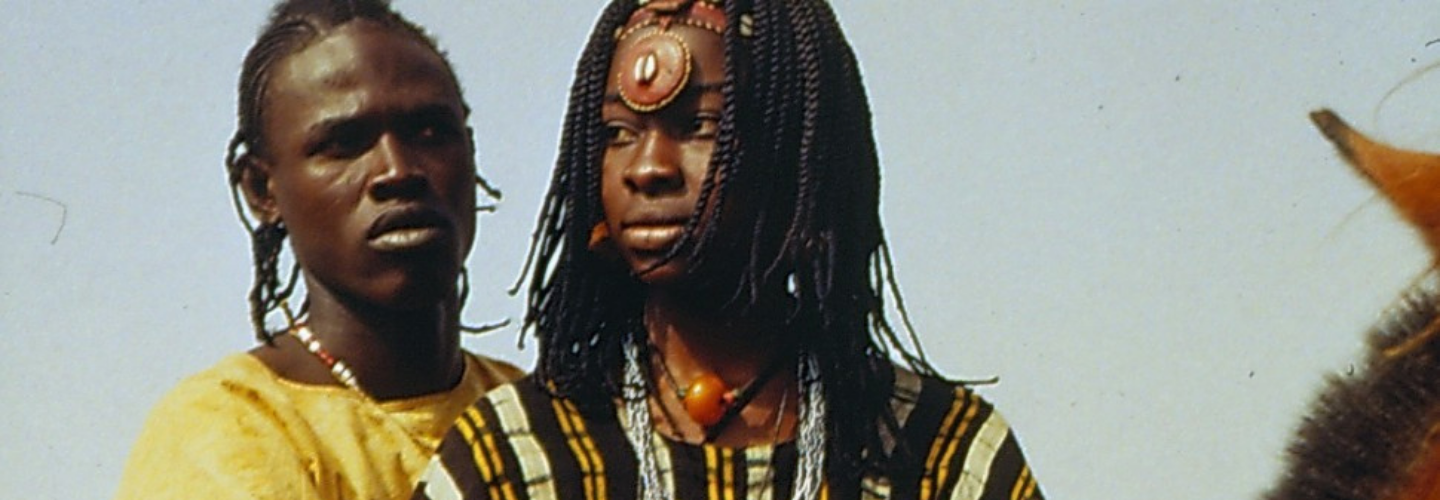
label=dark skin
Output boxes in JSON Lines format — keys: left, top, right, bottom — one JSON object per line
{"left": 602, "top": 24, "right": 798, "bottom": 446}
{"left": 238, "top": 21, "right": 476, "bottom": 401}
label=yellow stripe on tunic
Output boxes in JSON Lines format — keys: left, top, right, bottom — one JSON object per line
{"left": 1008, "top": 466, "right": 1031, "bottom": 500}
{"left": 921, "top": 388, "right": 972, "bottom": 499}
{"left": 706, "top": 446, "right": 721, "bottom": 500}
{"left": 935, "top": 392, "right": 982, "bottom": 499}
{"left": 552, "top": 398, "right": 606, "bottom": 500}
{"left": 456, "top": 409, "right": 503, "bottom": 500}
{"left": 471, "top": 407, "right": 521, "bottom": 500}
{"left": 1019, "top": 472, "right": 1038, "bottom": 500}
{"left": 466, "top": 406, "right": 518, "bottom": 500}
{"left": 566, "top": 399, "right": 609, "bottom": 500}
{"left": 722, "top": 447, "right": 736, "bottom": 500}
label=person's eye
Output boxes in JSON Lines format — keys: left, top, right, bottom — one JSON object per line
{"left": 309, "top": 126, "right": 372, "bottom": 159}
{"left": 690, "top": 114, "right": 720, "bottom": 140}
{"left": 413, "top": 118, "right": 462, "bottom": 146}
{"left": 408, "top": 111, "right": 463, "bottom": 146}
{"left": 605, "top": 122, "right": 638, "bottom": 147}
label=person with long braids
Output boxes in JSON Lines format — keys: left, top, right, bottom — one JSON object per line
{"left": 414, "top": 1, "right": 1041, "bottom": 499}
{"left": 115, "top": 1, "right": 522, "bottom": 498}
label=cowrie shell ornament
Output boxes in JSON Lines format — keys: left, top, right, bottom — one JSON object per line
{"left": 616, "top": 30, "right": 692, "bottom": 113}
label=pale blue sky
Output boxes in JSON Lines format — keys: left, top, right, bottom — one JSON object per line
{"left": 5, "top": 2, "right": 1440, "bottom": 499}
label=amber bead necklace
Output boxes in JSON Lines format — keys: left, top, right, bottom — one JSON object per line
{"left": 650, "top": 340, "right": 788, "bottom": 442}
{"left": 623, "top": 333, "right": 827, "bottom": 500}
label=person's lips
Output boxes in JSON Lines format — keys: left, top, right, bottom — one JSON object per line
{"left": 367, "top": 206, "right": 452, "bottom": 252}
{"left": 620, "top": 214, "right": 688, "bottom": 252}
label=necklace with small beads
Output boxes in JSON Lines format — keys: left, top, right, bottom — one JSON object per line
{"left": 290, "top": 325, "right": 366, "bottom": 395}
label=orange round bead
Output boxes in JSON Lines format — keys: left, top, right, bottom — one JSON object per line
{"left": 683, "top": 374, "right": 729, "bottom": 427}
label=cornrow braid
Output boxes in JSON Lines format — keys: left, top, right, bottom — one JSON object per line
{"left": 520, "top": 0, "right": 939, "bottom": 481}
{"left": 225, "top": 15, "right": 317, "bottom": 344}
{"left": 224, "top": 0, "right": 493, "bottom": 342}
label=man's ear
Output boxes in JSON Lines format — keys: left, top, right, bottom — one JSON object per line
{"left": 236, "top": 153, "right": 280, "bottom": 224}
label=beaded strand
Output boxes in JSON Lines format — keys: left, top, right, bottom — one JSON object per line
{"left": 290, "top": 325, "right": 364, "bottom": 394}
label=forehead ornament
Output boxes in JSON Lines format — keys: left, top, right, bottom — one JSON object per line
{"left": 617, "top": 31, "right": 692, "bottom": 112}
{"left": 615, "top": 0, "right": 732, "bottom": 113}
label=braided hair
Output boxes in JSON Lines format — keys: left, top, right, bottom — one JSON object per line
{"left": 520, "top": 0, "right": 938, "bottom": 478}
{"left": 224, "top": 0, "right": 497, "bottom": 343}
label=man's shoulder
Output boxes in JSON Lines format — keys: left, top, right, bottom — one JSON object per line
{"left": 154, "top": 352, "right": 293, "bottom": 410}
{"left": 459, "top": 351, "right": 527, "bottom": 390}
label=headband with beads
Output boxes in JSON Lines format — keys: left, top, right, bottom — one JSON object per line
{"left": 613, "top": 0, "right": 751, "bottom": 113}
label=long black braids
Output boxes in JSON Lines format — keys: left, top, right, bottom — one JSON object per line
{"left": 515, "top": 0, "right": 639, "bottom": 398}
{"left": 224, "top": 0, "right": 496, "bottom": 343}
{"left": 519, "top": 0, "right": 939, "bottom": 480}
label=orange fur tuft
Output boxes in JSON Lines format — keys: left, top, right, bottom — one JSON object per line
{"left": 1312, "top": 109, "right": 1440, "bottom": 258}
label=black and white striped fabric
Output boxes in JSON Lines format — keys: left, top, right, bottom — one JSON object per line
{"left": 414, "top": 366, "right": 1041, "bottom": 500}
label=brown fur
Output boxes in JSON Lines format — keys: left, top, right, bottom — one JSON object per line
{"left": 1268, "top": 111, "right": 1440, "bottom": 500}
{"left": 1267, "top": 290, "right": 1440, "bottom": 500}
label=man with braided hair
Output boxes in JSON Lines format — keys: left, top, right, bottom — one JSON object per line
{"left": 414, "top": 1, "right": 1041, "bottom": 499}
{"left": 116, "top": 1, "right": 521, "bottom": 498}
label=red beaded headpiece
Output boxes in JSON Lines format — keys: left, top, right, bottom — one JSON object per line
{"left": 614, "top": 0, "right": 737, "bottom": 113}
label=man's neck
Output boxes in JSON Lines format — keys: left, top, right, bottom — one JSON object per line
{"left": 295, "top": 285, "right": 465, "bottom": 401}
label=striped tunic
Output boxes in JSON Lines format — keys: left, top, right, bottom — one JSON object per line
{"left": 414, "top": 366, "right": 1041, "bottom": 500}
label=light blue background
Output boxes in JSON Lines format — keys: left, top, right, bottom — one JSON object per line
{"left": 5, "top": 2, "right": 1440, "bottom": 498}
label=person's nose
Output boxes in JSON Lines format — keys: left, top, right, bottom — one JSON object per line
{"left": 367, "top": 134, "right": 429, "bottom": 200}
{"left": 623, "top": 131, "right": 684, "bottom": 197}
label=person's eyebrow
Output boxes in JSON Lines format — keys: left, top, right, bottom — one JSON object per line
{"left": 400, "top": 103, "right": 465, "bottom": 123}
{"left": 303, "top": 115, "right": 356, "bottom": 141}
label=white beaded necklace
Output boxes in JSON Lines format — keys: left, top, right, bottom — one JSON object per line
{"left": 290, "top": 325, "right": 365, "bottom": 395}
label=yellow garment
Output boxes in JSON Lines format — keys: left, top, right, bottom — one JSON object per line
{"left": 116, "top": 351, "right": 523, "bottom": 500}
